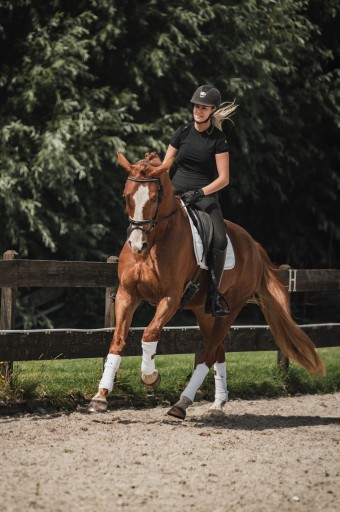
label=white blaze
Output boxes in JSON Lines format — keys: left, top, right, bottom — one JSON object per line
{"left": 129, "top": 184, "right": 149, "bottom": 253}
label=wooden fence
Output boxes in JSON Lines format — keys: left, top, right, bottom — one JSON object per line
{"left": 1, "top": 250, "right": 340, "bottom": 380}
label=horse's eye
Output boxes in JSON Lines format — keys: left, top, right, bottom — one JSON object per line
{"left": 150, "top": 196, "right": 158, "bottom": 204}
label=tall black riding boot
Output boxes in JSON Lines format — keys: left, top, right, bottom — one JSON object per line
{"left": 205, "top": 248, "right": 230, "bottom": 317}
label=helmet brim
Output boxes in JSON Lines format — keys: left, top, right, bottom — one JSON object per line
{"left": 190, "top": 99, "right": 217, "bottom": 107}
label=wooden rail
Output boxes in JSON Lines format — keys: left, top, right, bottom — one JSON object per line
{"left": 1, "top": 257, "right": 339, "bottom": 291}
{"left": 0, "top": 324, "right": 339, "bottom": 361}
{"left": 0, "top": 258, "right": 119, "bottom": 288}
{"left": 1, "top": 250, "right": 339, "bottom": 380}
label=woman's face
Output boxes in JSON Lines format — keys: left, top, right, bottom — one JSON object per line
{"left": 193, "top": 104, "right": 215, "bottom": 124}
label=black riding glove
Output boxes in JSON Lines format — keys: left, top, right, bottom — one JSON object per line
{"left": 181, "top": 188, "right": 204, "bottom": 206}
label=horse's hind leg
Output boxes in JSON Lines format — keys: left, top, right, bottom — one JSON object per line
{"left": 167, "top": 304, "right": 243, "bottom": 420}
{"left": 207, "top": 344, "right": 228, "bottom": 417}
{"left": 166, "top": 311, "right": 221, "bottom": 419}
{"left": 194, "top": 317, "right": 229, "bottom": 416}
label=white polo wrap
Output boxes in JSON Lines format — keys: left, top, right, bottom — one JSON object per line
{"left": 181, "top": 363, "right": 209, "bottom": 402}
{"left": 99, "top": 354, "right": 122, "bottom": 393}
{"left": 141, "top": 341, "right": 158, "bottom": 375}
{"left": 214, "top": 361, "right": 228, "bottom": 402}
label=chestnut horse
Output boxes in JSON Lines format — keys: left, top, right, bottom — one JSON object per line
{"left": 88, "top": 151, "right": 325, "bottom": 418}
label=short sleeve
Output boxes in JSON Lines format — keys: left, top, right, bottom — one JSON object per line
{"left": 169, "top": 126, "right": 183, "bottom": 149}
{"left": 215, "top": 134, "right": 229, "bottom": 154}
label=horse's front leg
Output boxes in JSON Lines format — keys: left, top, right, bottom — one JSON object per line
{"left": 140, "top": 295, "right": 179, "bottom": 388}
{"left": 88, "top": 287, "right": 141, "bottom": 413}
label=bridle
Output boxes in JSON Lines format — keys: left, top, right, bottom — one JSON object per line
{"left": 126, "top": 175, "right": 177, "bottom": 235}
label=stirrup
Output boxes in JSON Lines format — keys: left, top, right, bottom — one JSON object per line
{"left": 212, "top": 294, "right": 230, "bottom": 317}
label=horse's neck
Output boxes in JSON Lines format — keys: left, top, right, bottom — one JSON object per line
{"left": 160, "top": 175, "right": 177, "bottom": 214}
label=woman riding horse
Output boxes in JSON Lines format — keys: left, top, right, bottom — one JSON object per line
{"left": 164, "top": 84, "right": 237, "bottom": 317}
{"left": 88, "top": 149, "right": 326, "bottom": 419}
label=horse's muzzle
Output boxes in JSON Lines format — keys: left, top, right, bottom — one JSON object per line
{"left": 129, "top": 240, "right": 148, "bottom": 254}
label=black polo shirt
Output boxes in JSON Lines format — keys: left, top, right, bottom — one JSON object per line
{"left": 170, "top": 121, "right": 229, "bottom": 191}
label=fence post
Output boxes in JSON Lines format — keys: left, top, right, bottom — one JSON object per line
{"left": 104, "top": 256, "right": 116, "bottom": 329}
{"left": 103, "top": 256, "right": 116, "bottom": 369}
{"left": 0, "top": 250, "right": 19, "bottom": 384}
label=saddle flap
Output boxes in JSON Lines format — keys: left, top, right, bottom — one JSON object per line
{"left": 183, "top": 201, "right": 236, "bottom": 271}
{"left": 186, "top": 206, "right": 213, "bottom": 261}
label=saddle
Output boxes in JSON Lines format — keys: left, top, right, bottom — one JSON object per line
{"left": 180, "top": 205, "right": 214, "bottom": 310}
{"left": 186, "top": 206, "right": 214, "bottom": 264}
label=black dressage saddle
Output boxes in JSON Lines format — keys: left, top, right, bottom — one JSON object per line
{"left": 179, "top": 205, "right": 214, "bottom": 310}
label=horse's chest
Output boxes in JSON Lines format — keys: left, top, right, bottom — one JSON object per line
{"left": 122, "top": 262, "right": 162, "bottom": 301}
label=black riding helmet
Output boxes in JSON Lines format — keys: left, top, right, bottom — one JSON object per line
{"left": 190, "top": 85, "right": 221, "bottom": 108}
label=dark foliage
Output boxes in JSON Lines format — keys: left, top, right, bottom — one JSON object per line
{"left": 0, "top": 0, "right": 339, "bottom": 327}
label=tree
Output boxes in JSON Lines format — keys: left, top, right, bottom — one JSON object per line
{"left": 0, "top": 2, "right": 138, "bottom": 259}
{"left": 0, "top": 0, "right": 339, "bottom": 327}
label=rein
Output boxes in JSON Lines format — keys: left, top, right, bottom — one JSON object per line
{"left": 127, "top": 175, "right": 178, "bottom": 235}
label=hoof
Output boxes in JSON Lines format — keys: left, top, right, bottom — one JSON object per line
{"left": 206, "top": 408, "right": 226, "bottom": 418}
{"left": 87, "top": 398, "right": 108, "bottom": 413}
{"left": 167, "top": 405, "right": 186, "bottom": 420}
{"left": 141, "top": 371, "right": 161, "bottom": 388}
{"left": 207, "top": 399, "right": 226, "bottom": 418}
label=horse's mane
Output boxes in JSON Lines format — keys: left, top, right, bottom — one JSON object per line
{"left": 136, "top": 151, "right": 163, "bottom": 168}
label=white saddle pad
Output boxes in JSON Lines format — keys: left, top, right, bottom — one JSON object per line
{"left": 185, "top": 204, "right": 235, "bottom": 270}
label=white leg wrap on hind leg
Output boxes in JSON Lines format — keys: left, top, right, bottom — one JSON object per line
{"left": 99, "top": 354, "right": 122, "bottom": 393}
{"left": 181, "top": 363, "right": 209, "bottom": 402}
{"left": 141, "top": 341, "right": 158, "bottom": 374}
{"left": 176, "top": 396, "right": 193, "bottom": 410}
{"left": 214, "top": 361, "right": 228, "bottom": 402}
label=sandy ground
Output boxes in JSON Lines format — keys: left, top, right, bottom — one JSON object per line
{"left": 0, "top": 393, "right": 339, "bottom": 512}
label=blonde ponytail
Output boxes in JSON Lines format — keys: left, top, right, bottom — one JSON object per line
{"left": 212, "top": 100, "right": 238, "bottom": 131}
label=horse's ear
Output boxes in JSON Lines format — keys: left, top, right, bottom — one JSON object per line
{"left": 148, "top": 157, "right": 175, "bottom": 178}
{"left": 117, "top": 152, "right": 132, "bottom": 174}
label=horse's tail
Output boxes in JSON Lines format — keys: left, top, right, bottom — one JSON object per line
{"left": 256, "top": 244, "right": 326, "bottom": 376}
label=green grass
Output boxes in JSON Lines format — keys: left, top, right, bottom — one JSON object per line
{"left": 1, "top": 348, "right": 339, "bottom": 409}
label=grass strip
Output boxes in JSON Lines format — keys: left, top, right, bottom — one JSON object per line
{"left": 1, "top": 348, "right": 339, "bottom": 410}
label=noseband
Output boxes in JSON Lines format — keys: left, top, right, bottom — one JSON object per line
{"left": 126, "top": 175, "right": 176, "bottom": 235}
